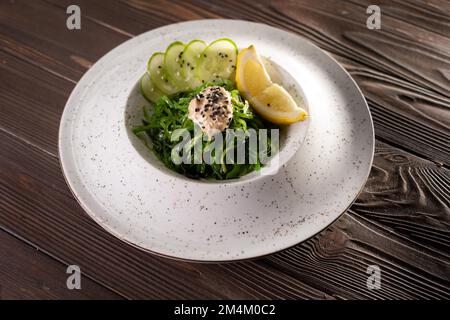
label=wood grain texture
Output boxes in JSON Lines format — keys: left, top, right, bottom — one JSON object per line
{"left": 1, "top": 128, "right": 448, "bottom": 299}
{"left": 0, "top": 228, "right": 121, "bottom": 299}
{"left": 340, "top": 57, "right": 450, "bottom": 166}
{"left": 0, "top": 129, "right": 330, "bottom": 299}
{"left": 269, "top": 144, "right": 450, "bottom": 299}
{"left": 0, "top": 0, "right": 449, "bottom": 299}
{"left": 1, "top": 0, "right": 446, "bottom": 165}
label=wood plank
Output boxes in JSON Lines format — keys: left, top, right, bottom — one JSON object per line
{"left": 0, "top": 129, "right": 328, "bottom": 299}
{"left": 267, "top": 141, "right": 450, "bottom": 299}
{"left": 3, "top": 44, "right": 444, "bottom": 172}
{"left": 37, "top": 0, "right": 449, "bottom": 166}
{"left": 0, "top": 0, "right": 129, "bottom": 81}
{"left": 258, "top": 0, "right": 450, "bottom": 95}
{"left": 352, "top": 143, "right": 450, "bottom": 256}
{"left": 339, "top": 57, "right": 450, "bottom": 166}
{"left": 44, "top": 0, "right": 212, "bottom": 35}
{"left": 0, "top": 0, "right": 448, "bottom": 299}
{"left": 0, "top": 128, "right": 448, "bottom": 299}
{"left": 349, "top": 0, "right": 450, "bottom": 38}
{"left": 269, "top": 209, "right": 450, "bottom": 299}
{"left": 0, "top": 51, "right": 71, "bottom": 156}
{"left": 0, "top": 228, "right": 122, "bottom": 299}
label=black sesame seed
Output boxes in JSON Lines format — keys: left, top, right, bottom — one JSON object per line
{"left": 191, "top": 67, "right": 194, "bottom": 70}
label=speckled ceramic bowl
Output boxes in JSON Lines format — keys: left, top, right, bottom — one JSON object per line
{"left": 59, "top": 20, "right": 374, "bottom": 262}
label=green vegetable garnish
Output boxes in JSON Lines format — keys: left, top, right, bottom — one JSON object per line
{"left": 133, "top": 79, "right": 278, "bottom": 180}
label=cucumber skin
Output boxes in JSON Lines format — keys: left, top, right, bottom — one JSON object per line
{"left": 147, "top": 38, "right": 238, "bottom": 94}
{"left": 195, "top": 38, "right": 238, "bottom": 83}
{"left": 147, "top": 52, "right": 178, "bottom": 95}
{"left": 140, "top": 73, "right": 163, "bottom": 103}
{"left": 164, "top": 41, "right": 188, "bottom": 91}
{"left": 180, "top": 40, "right": 207, "bottom": 88}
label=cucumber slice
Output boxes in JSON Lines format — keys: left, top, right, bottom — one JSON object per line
{"left": 147, "top": 52, "right": 178, "bottom": 95}
{"left": 181, "top": 40, "right": 207, "bottom": 89}
{"left": 196, "top": 38, "right": 238, "bottom": 84}
{"left": 140, "top": 72, "right": 163, "bottom": 103}
{"left": 164, "top": 41, "right": 188, "bottom": 91}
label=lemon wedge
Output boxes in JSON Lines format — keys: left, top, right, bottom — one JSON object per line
{"left": 236, "top": 45, "right": 307, "bottom": 124}
{"left": 236, "top": 45, "right": 272, "bottom": 97}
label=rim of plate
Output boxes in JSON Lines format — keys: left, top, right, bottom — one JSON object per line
{"left": 59, "top": 19, "right": 374, "bottom": 262}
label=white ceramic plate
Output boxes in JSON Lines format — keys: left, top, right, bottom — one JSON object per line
{"left": 59, "top": 20, "right": 374, "bottom": 262}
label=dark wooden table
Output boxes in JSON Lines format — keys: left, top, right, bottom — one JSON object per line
{"left": 1, "top": 0, "right": 449, "bottom": 300}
